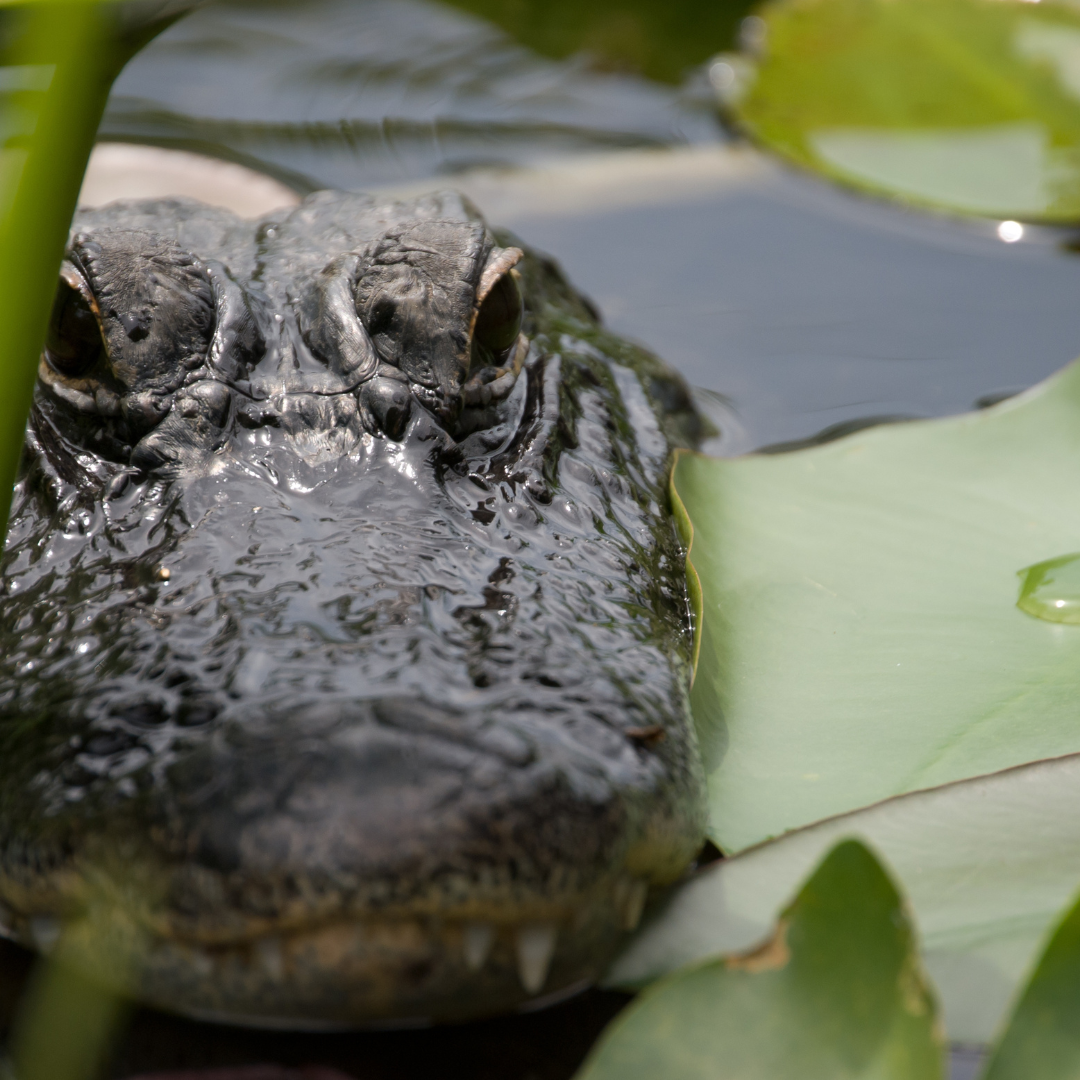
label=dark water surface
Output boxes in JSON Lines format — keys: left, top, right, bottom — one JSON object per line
{"left": 104, "top": 0, "right": 1080, "bottom": 452}
{"left": 103, "top": 0, "right": 722, "bottom": 188}
{"left": 22, "top": 0, "right": 1068, "bottom": 1075}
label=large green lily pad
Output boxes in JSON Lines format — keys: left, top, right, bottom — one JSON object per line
{"left": 723, "top": 0, "right": 1080, "bottom": 221}
{"left": 584, "top": 840, "right": 942, "bottom": 1080}
{"left": 608, "top": 753, "right": 1080, "bottom": 1044}
{"left": 673, "top": 355, "right": 1080, "bottom": 854}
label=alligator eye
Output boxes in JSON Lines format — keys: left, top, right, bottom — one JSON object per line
{"left": 44, "top": 273, "right": 106, "bottom": 378}
{"left": 472, "top": 271, "right": 522, "bottom": 368}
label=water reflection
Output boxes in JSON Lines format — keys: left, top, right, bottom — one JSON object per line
{"left": 466, "top": 153, "right": 1080, "bottom": 447}
{"left": 998, "top": 220, "right": 1024, "bottom": 243}
{"left": 96, "top": 0, "right": 1080, "bottom": 452}
{"left": 808, "top": 124, "right": 1051, "bottom": 217}
{"left": 103, "top": 0, "right": 724, "bottom": 190}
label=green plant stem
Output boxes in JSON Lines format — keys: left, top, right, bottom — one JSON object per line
{"left": 6, "top": 949, "right": 129, "bottom": 1080}
{"left": 0, "top": 3, "right": 123, "bottom": 536}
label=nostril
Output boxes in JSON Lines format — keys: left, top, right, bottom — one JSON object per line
{"left": 359, "top": 376, "right": 412, "bottom": 440}
{"left": 366, "top": 297, "right": 396, "bottom": 336}
{"left": 121, "top": 390, "right": 172, "bottom": 436}
{"left": 186, "top": 380, "right": 232, "bottom": 427}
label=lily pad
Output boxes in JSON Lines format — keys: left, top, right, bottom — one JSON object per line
{"left": 673, "top": 356, "right": 1080, "bottom": 854}
{"left": 581, "top": 840, "right": 942, "bottom": 1080}
{"left": 983, "top": 879, "right": 1080, "bottom": 1080}
{"left": 444, "top": 0, "right": 755, "bottom": 85}
{"left": 608, "top": 753, "right": 1080, "bottom": 1045}
{"left": 721, "top": 0, "right": 1080, "bottom": 221}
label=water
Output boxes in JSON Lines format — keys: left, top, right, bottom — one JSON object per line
{"left": 102, "top": 0, "right": 1080, "bottom": 453}
{"left": 103, "top": 0, "right": 722, "bottom": 189}
{"left": 1017, "top": 553, "right": 1080, "bottom": 625}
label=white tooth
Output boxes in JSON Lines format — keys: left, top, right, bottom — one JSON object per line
{"left": 621, "top": 880, "right": 648, "bottom": 931}
{"left": 189, "top": 948, "right": 214, "bottom": 978}
{"left": 29, "top": 916, "right": 61, "bottom": 954}
{"left": 254, "top": 936, "right": 284, "bottom": 980}
{"left": 613, "top": 877, "right": 629, "bottom": 909}
{"left": 515, "top": 923, "right": 557, "bottom": 994}
{"left": 463, "top": 922, "right": 495, "bottom": 972}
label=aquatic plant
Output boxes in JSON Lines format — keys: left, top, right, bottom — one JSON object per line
{"left": 7, "top": 0, "right": 1080, "bottom": 1076}
{"left": 0, "top": 6, "right": 197, "bottom": 1077}
{"left": 0, "top": 0, "right": 194, "bottom": 531}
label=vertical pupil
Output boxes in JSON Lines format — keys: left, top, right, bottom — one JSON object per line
{"left": 474, "top": 273, "right": 522, "bottom": 361}
{"left": 44, "top": 279, "right": 103, "bottom": 376}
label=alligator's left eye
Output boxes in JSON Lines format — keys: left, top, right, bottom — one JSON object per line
{"left": 44, "top": 270, "right": 106, "bottom": 378}
{"left": 472, "top": 271, "right": 522, "bottom": 368}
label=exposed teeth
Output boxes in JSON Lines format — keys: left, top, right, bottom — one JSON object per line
{"left": 622, "top": 880, "right": 648, "bottom": 931}
{"left": 463, "top": 922, "right": 495, "bottom": 972}
{"left": 515, "top": 923, "right": 557, "bottom": 994}
{"left": 254, "top": 936, "right": 284, "bottom": 980}
{"left": 614, "top": 877, "right": 649, "bottom": 931}
{"left": 29, "top": 916, "right": 61, "bottom": 953}
{"left": 187, "top": 946, "right": 215, "bottom": 978}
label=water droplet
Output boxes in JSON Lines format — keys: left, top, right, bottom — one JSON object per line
{"left": 705, "top": 52, "right": 755, "bottom": 106}
{"left": 1017, "top": 552, "right": 1080, "bottom": 624}
{"left": 739, "top": 15, "right": 768, "bottom": 54}
{"left": 709, "top": 61, "right": 736, "bottom": 91}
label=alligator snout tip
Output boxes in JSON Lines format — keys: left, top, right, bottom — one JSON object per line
{"left": 10, "top": 695, "right": 668, "bottom": 1026}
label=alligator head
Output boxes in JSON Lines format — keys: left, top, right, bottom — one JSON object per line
{"left": 0, "top": 190, "right": 708, "bottom": 1026}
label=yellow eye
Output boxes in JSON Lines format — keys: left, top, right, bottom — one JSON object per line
{"left": 472, "top": 271, "right": 522, "bottom": 368}
{"left": 44, "top": 273, "right": 105, "bottom": 378}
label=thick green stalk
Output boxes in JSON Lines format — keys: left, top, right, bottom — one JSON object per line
{"left": 6, "top": 949, "right": 129, "bottom": 1080}
{"left": 0, "top": 2, "right": 122, "bottom": 535}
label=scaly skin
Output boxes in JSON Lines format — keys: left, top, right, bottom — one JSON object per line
{"left": 0, "top": 190, "right": 708, "bottom": 1026}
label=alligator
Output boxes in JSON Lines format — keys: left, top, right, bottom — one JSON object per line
{"left": 0, "top": 190, "right": 708, "bottom": 1027}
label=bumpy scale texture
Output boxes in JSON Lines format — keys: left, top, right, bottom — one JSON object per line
{"left": 0, "top": 191, "right": 708, "bottom": 1025}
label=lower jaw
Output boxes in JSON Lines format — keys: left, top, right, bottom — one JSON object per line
{"left": 34, "top": 902, "right": 635, "bottom": 1028}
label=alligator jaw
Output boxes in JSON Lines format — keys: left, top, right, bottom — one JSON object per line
{"left": 3, "top": 873, "right": 653, "bottom": 1027}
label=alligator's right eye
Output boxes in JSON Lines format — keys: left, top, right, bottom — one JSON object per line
{"left": 44, "top": 273, "right": 106, "bottom": 378}
{"left": 472, "top": 270, "right": 522, "bottom": 369}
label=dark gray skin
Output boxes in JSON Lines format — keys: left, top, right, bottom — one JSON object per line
{"left": 0, "top": 190, "right": 708, "bottom": 1027}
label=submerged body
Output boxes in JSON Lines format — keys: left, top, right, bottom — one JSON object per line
{"left": 0, "top": 191, "right": 707, "bottom": 1026}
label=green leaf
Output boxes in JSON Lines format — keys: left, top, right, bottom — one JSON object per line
{"left": 608, "top": 753, "right": 1080, "bottom": 1045}
{"left": 673, "top": 356, "right": 1080, "bottom": 854}
{"left": 723, "top": 0, "right": 1080, "bottom": 221}
{"left": 0, "top": 2, "right": 198, "bottom": 540}
{"left": 8, "top": 953, "right": 128, "bottom": 1080}
{"left": 982, "top": 881, "right": 1080, "bottom": 1080}
{"left": 441, "top": 0, "right": 755, "bottom": 85}
{"left": 4, "top": 903, "right": 148, "bottom": 1080}
{"left": 0, "top": 3, "right": 115, "bottom": 537}
{"left": 581, "top": 840, "right": 943, "bottom": 1080}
